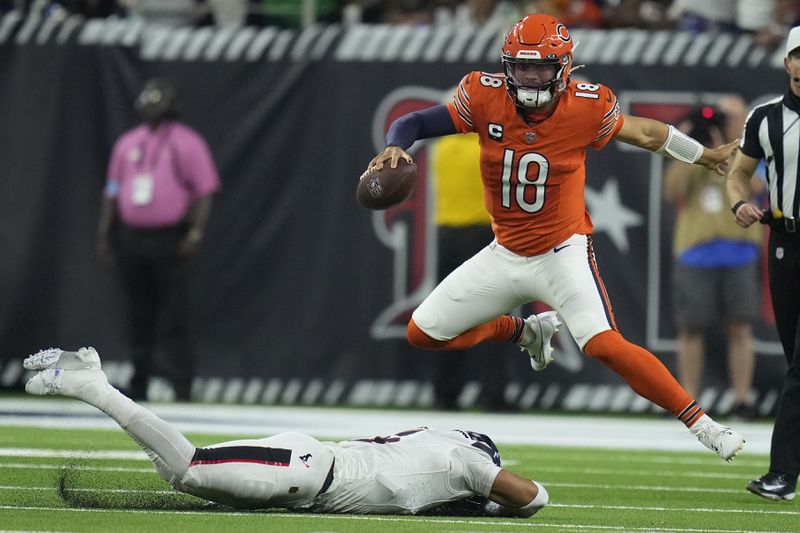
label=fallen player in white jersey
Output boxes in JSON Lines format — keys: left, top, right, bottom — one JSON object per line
{"left": 23, "top": 347, "right": 549, "bottom": 517}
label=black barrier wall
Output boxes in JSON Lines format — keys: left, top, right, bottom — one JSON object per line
{"left": 0, "top": 16, "right": 789, "bottom": 411}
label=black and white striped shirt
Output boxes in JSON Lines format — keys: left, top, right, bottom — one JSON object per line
{"left": 741, "top": 92, "right": 800, "bottom": 218}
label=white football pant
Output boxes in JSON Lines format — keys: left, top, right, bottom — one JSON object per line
{"left": 412, "top": 234, "right": 614, "bottom": 349}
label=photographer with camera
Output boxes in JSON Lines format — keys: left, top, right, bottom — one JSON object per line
{"left": 664, "top": 96, "right": 764, "bottom": 420}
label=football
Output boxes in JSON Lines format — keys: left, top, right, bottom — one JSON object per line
{"left": 356, "top": 159, "right": 417, "bottom": 210}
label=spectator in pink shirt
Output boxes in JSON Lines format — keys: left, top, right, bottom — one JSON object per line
{"left": 95, "top": 78, "right": 221, "bottom": 401}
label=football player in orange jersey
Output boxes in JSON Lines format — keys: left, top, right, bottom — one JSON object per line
{"left": 367, "top": 14, "right": 745, "bottom": 461}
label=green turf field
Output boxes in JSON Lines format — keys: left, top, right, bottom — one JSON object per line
{"left": 0, "top": 426, "right": 796, "bottom": 532}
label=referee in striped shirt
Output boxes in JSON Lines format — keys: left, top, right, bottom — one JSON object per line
{"left": 726, "top": 27, "right": 800, "bottom": 501}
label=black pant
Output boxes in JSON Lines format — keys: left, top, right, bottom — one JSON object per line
{"left": 767, "top": 230, "right": 800, "bottom": 481}
{"left": 114, "top": 225, "right": 195, "bottom": 400}
{"left": 432, "top": 225, "right": 508, "bottom": 410}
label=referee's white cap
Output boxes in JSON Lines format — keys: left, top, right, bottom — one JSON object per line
{"left": 787, "top": 26, "right": 800, "bottom": 57}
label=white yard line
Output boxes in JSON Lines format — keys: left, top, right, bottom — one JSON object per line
{"left": 0, "top": 481, "right": 747, "bottom": 495}
{"left": 547, "top": 503, "right": 800, "bottom": 516}
{"left": 0, "top": 485, "right": 173, "bottom": 494}
{"left": 543, "top": 482, "right": 743, "bottom": 493}
{"left": 0, "top": 462, "right": 153, "bottom": 472}
{"left": 0, "top": 447, "right": 768, "bottom": 467}
{"left": 0, "top": 451, "right": 761, "bottom": 480}
{"left": 516, "top": 453, "right": 768, "bottom": 467}
{"left": 0, "top": 448, "right": 147, "bottom": 460}
{"left": 533, "top": 465, "right": 761, "bottom": 479}
{"left": 0, "top": 399, "right": 774, "bottom": 454}
{"left": 0, "top": 530, "right": 76, "bottom": 533}
{"left": 0, "top": 505, "right": 792, "bottom": 532}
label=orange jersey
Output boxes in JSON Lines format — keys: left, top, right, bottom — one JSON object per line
{"left": 446, "top": 71, "right": 624, "bottom": 256}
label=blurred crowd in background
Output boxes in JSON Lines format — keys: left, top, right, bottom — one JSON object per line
{"left": 0, "top": 0, "right": 798, "bottom": 50}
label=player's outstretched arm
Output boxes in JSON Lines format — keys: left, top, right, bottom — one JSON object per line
{"left": 615, "top": 115, "right": 738, "bottom": 176}
{"left": 368, "top": 105, "right": 457, "bottom": 170}
{"left": 484, "top": 469, "right": 549, "bottom": 517}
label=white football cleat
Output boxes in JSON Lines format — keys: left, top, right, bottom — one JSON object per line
{"left": 518, "top": 311, "right": 561, "bottom": 371}
{"left": 24, "top": 347, "right": 107, "bottom": 400}
{"left": 24, "top": 347, "right": 100, "bottom": 371}
{"left": 690, "top": 415, "right": 745, "bottom": 462}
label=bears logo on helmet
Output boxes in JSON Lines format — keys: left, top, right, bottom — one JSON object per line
{"left": 501, "top": 14, "right": 574, "bottom": 109}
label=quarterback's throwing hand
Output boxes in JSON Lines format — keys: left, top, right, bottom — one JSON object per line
{"left": 368, "top": 146, "right": 413, "bottom": 171}
{"left": 700, "top": 138, "right": 739, "bottom": 176}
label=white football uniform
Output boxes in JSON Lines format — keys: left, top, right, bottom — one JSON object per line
{"left": 23, "top": 350, "right": 510, "bottom": 516}
{"left": 176, "top": 428, "right": 501, "bottom": 514}
{"left": 178, "top": 431, "right": 335, "bottom": 509}
{"left": 311, "top": 428, "right": 502, "bottom": 514}
{"left": 412, "top": 234, "right": 615, "bottom": 349}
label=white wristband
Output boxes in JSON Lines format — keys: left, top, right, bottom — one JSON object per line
{"left": 483, "top": 481, "right": 549, "bottom": 518}
{"left": 656, "top": 125, "right": 704, "bottom": 164}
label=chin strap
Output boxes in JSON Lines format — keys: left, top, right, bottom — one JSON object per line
{"left": 568, "top": 64, "right": 585, "bottom": 75}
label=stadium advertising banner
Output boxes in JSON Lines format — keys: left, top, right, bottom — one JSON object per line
{"left": 0, "top": 16, "right": 789, "bottom": 414}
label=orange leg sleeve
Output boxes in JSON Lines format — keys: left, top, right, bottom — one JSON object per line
{"left": 407, "top": 315, "right": 520, "bottom": 350}
{"left": 584, "top": 330, "right": 704, "bottom": 425}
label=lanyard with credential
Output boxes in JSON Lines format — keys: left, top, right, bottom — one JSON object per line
{"left": 130, "top": 125, "right": 173, "bottom": 206}
{"left": 137, "top": 125, "right": 173, "bottom": 173}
